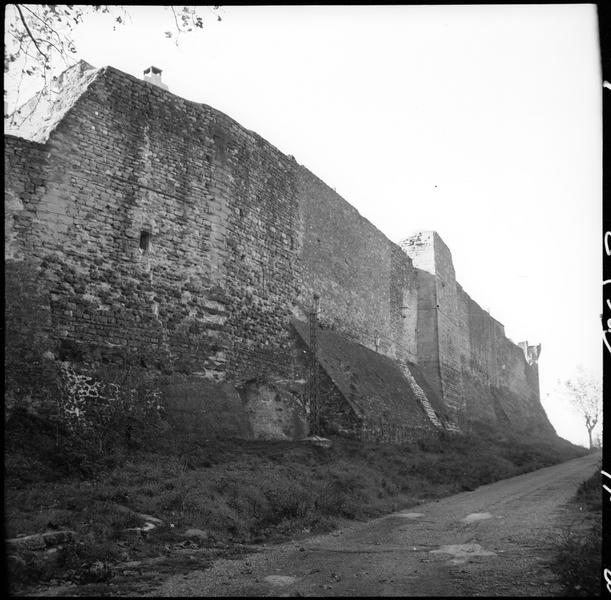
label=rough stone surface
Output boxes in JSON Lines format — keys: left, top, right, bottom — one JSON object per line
{"left": 296, "top": 167, "right": 419, "bottom": 365}
{"left": 238, "top": 380, "right": 307, "bottom": 441}
{"left": 291, "top": 318, "right": 449, "bottom": 442}
{"left": 183, "top": 528, "right": 209, "bottom": 541}
{"left": 400, "top": 231, "right": 553, "bottom": 434}
{"left": 4, "top": 62, "right": 554, "bottom": 440}
{"left": 6, "top": 530, "right": 76, "bottom": 551}
{"left": 5, "top": 61, "right": 98, "bottom": 143}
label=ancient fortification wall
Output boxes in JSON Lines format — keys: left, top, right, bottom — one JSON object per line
{"left": 5, "top": 61, "right": 554, "bottom": 440}
{"left": 296, "top": 167, "right": 419, "bottom": 365}
{"left": 7, "top": 64, "right": 303, "bottom": 385}
{"left": 401, "top": 232, "right": 552, "bottom": 433}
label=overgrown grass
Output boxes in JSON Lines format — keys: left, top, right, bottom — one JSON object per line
{"left": 5, "top": 411, "right": 586, "bottom": 594}
{"left": 550, "top": 469, "right": 602, "bottom": 597}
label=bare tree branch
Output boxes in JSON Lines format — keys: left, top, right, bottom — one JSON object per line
{"left": 170, "top": 5, "right": 182, "bottom": 46}
{"left": 5, "top": 5, "right": 221, "bottom": 117}
{"left": 12, "top": 83, "right": 46, "bottom": 128}
{"left": 21, "top": 3, "right": 65, "bottom": 45}
{"left": 7, "top": 31, "right": 41, "bottom": 64}
{"left": 10, "top": 37, "right": 31, "bottom": 122}
{"left": 14, "top": 4, "right": 49, "bottom": 62}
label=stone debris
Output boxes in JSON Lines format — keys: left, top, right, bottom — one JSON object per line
{"left": 6, "top": 530, "right": 76, "bottom": 551}
{"left": 183, "top": 528, "right": 210, "bottom": 541}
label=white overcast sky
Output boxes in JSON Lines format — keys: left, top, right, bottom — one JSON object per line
{"left": 5, "top": 5, "right": 602, "bottom": 446}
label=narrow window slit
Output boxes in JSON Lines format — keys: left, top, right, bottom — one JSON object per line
{"left": 140, "top": 231, "right": 152, "bottom": 254}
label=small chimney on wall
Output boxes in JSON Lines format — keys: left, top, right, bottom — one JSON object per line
{"left": 143, "top": 66, "right": 169, "bottom": 91}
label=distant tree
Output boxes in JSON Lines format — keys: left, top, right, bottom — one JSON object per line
{"left": 561, "top": 367, "right": 602, "bottom": 450}
{"left": 4, "top": 4, "right": 222, "bottom": 114}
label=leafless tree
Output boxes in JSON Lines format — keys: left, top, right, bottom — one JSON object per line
{"left": 561, "top": 367, "right": 602, "bottom": 450}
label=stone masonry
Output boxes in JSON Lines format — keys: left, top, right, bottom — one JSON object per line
{"left": 4, "top": 61, "right": 555, "bottom": 441}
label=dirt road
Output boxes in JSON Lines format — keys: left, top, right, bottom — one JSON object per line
{"left": 149, "top": 452, "right": 600, "bottom": 597}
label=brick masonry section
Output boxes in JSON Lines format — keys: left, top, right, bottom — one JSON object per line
{"left": 4, "top": 62, "right": 555, "bottom": 439}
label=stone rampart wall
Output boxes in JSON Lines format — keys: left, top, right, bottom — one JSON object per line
{"left": 6, "top": 67, "right": 303, "bottom": 383}
{"left": 296, "top": 166, "right": 418, "bottom": 364}
{"left": 401, "top": 231, "right": 550, "bottom": 431}
{"left": 5, "top": 64, "right": 420, "bottom": 407}
{"left": 5, "top": 62, "right": 553, "bottom": 438}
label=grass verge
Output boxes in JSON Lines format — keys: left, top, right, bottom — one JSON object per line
{"left": 550, "top": 467, "right": 602, "bottom": 597}
{"left": 5, "top": 411, "right": 586, "bottom": 595}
